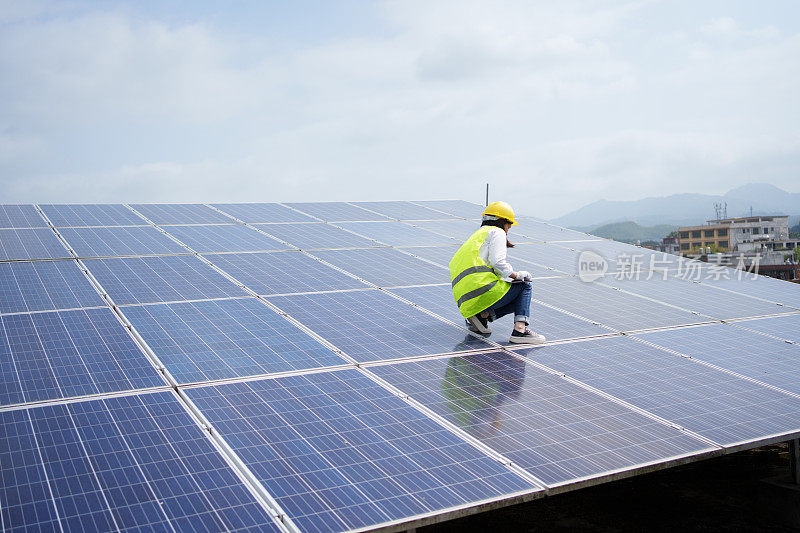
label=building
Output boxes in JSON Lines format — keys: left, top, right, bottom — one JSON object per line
{"left": 678, "top": 215, "right": 790, "bottom": 254}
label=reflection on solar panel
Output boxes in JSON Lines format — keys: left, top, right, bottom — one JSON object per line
{"left": 268, "top": 289, "right": 491, "bottom": 362}
{"left": 130, "top": 203, "right": 234, "bottom": 225}
{"left": 0, "top": 228, "right": 70, "bottom": 261}
{"left": 40, "top": 204, "right": 146, "bottom": 227}
{"left": 187, "top": 370, "right": 536, "bottom": 532}
{"left": 0, "top": 308, "right": 163, "bottom": 405}
{"left": 2, "top": 392, "right": 280, "bottom": 532}
{"left": 123, "top": 298, "right": 345, "bottom": 383}
{"left": 2, "top": 200, "right": 800, "bottom": 532}
{"left": 83, "top": 255, "right": 247, "bottom": 305}
{"left": 532, "top": 277, "right": 705, "bottom": 331}
{"left": 0, "top": 205, "right": 46, "bottom": 228}
{"left": 514, "top": 336, "right": 800, "bottom": 446}
{"left": 352, "top": 201, "right": 460, "bottom": 221}
{"left": 255, "top": 221, "right": 380, "bottom": 249}
{"left": 161, "top": 224, "right": 290, "bottom": 253}
{"left": 285, "top": 201, "right": 390, "bottom": 221}
{"left": 635, "top": 324, "right": 800, "bottom": 395}
{"left": 308, "top": 247, "right": 449, "bottom": 287}
{"left": 736, "top": 313, "right": 800, "bottom": 343}
{"left": 599, "top": 275, "right": 788, "bottom": 320}
{"left": 388, "top": 284, "right": 611, "bottom": 343}
{"left": 413, "top": 199, "right": 484, "bottom": 219}
{"left": 0, "top": 260, "right": 104, "bottom": 314}
{"left": 212, "top": 202, "right": 317, "bottom": 223}
{"left": 372, "top": 351, "right": 713, "bottom": 486}
{"left": 336, "top": 221, "right": 458, "bottom": 246}
{"left": 58, "top": 226, "right": 187, "bottom": 258}
{"left": 204, "top": 251, "right": 367, "bottom": 295}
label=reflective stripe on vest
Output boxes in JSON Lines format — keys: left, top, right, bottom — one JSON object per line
{"left": 449, "top": 226, "right": 511, "bottom": 318}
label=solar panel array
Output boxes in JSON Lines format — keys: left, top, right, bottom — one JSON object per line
{"left": 1, "top": 200, "right": 799, "bottom": 532}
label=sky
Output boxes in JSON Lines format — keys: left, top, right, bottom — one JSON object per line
{"left": 0, "top": 0, "right": 798, "bottom": 219}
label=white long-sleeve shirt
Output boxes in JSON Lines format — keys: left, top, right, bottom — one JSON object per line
{"left": 478, "top": 226, "right": 515, "bottom": 280}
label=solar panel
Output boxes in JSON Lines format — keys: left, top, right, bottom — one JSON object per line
{"left": 2, "top": 392, "right": 280, "bottom": 532}
{"left": 531, "top": 277, "right": 706, "bottom": 331}
{"left": 507, "top": 242, "right": 587, "bottom": 274}
{"left": 254, "top": 221, "right": 380, "bottom": 250}
{"left": 0, "top": 205, "right": 46, "bottom": 229}
{"left": 39, "top": 204, "right": 146, "bottom": 227}
{"left": 335, "top": 221, "right": 459, "bottom": 246}
{"left": 186, "top": 370, "right": 537, "bottom": 532}
{"left": 0, "top": 228, "right": 70, "bottom": 261}
{"left": 0, "top": 260, "right": 104, "bottom": 314}
{"left": 599, "top": 275, "right": 788, "bottom": 320}
{"left": 682, "top": 270, "right": 800, "bottom": 310}
{"left": 58, "top": 226, "right": 188, "bottom": 258}
{"left": 122, "top": 297, "right": 346, "bottom": 384}
{"left": 412, "top": 200, "right": 484, "bottom": 219}
{"left": 267, "top": 289, "right": 491, "bottom": 362}
{"left": 83, "top": 255, "right": 248, "bottom": 305}
{"left": 513, "top": 219, "right": 601, "bottom": 242}
{"left": 0, "top": 308, "right": 163, "bottom": 405}
{"left": 285, "top": 201, "right": 390, "bottom": 222}
{"left": 130, "top": 203, "right": 235, "bottom": 225}
{"left": 351, "top": 201, "right": 461, "bottom": 221}
{"left": 410, "top": 219, "right": 482, "bottom": 241}
{"left": 203, "top": 251, "right": 367, "bottom": 295}
{"left": 513, "top": 335, "right": 800, "bottom": 446}
{"left": 213, "top": 202, "right": 318, "bottom": 223}
{"left": 388, "top": 284, "right": 612, "bottom": 343}
{"left": 635, "top": 324, "right": 800, "bottom": 395}
{"left": 371, "top": 351, "right": 714, "bottom": 487}
{"left": 307, "top": 247, "right": 449, "bottom": 287}
{"left": 161, "top": 224, "right": 291, "bottom": 253}
{"left": 735, "top": 313, "right": 800, "bottom": 343}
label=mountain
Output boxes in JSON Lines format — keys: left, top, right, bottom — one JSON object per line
{"left": 572, "top": 221, "right": 678, "bottom": 243}
{"left": 551, "top": 183, "right": 800, "bottom": 228}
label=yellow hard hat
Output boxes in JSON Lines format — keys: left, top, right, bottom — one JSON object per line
{"left": 482, "top": 201, "right": 518, "bottom": 225}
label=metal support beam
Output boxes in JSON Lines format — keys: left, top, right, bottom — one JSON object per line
{"left": 789, "top": 438, "right": 800, "bottom": 484}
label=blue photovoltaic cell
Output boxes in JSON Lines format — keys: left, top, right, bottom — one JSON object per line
{"left": 0, "top": 307, "right": 163, "bottom": 405}
{"left": 599, "top": 275, "right": 787, "bottom": 320}
{"left": 514, "top": 335, "right": 800, "bottom": 446}
{"left": 212, "top": 203, "right": 317, "bottom": 223}
{"left": 161, "top": 224, "right": 291, "bottom": 253}
{"left": 372, "top": 351, "right": 712, "bottom": 487}
{"left": 122, "top": 298, "right": 345, "bottom": 384}
{"left": 130, "top": 203, "right": 235, "bottom": 225}
{"left": 83, "top": 255, "right": 247, "bottom": 305}
{"left": 0, "top": 229, "right": 70, "bottom": 261}
{"left": 351, "top": 201, "right": 460, "bottom": 221}
{"left": 635, "top": 324, "right": 800, "bottom": 395}
{"left": 412, "top": 200, "right": 484, "bottom": 219}
{"left": 0, "top": 205, "right": 46, "bottom": 229}
{"left": 204, "top": 251, "right": 367, "bottom": 295}
{"left": 686, "top": 270, "right": 800, "bottom": 310}
{"left": 1, "top": 392, "right": 279, "bottom": 532}
{"left": 736, "top": 314, "right": 800, "bottom": 343}
{"left": 507, "top": 243, "right": 586, "bottom": 274}
{"left": 284, "top": 201, "right": 390, "bottom": 221}
{"left": 410, "top": 220, "right": 483, "bottom": 241}
{"left": 58, "top": 226, "right": 187, "bottom": 258}
{"left": 396, "top": 245, "right": 461, "bottom": 267}
{"left": 267, "top": 289, "right": 491, "bottom": 362}
{"left": 187, "top": 370, "right": 537, "bottom": 532}
{"left": 584, "top": 239, "right": 688, "bottom": 269}
{"left": 388, "top": 284, "right": 611, "bottom": 344}
{"left": 309, "top": 248, "right": 449, "bottom": 287}
{"left": 0, "top": 260, "right": 104, "bottom": 314}
{"left": 39, "top": 204, "right": 146, "bottom": 227}
{"left": 336, "top": 221, "right": 458, "bottom": 247}
{"left": 255, "top": 222, "right": 380, "bottom": 250}
{"left": 531, "top": 277, "right": 706, "bottom": 331}
{"left": 513, "top": 219, "right": 601, "bottom": 242}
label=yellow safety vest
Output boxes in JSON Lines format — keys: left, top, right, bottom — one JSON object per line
{"left": 449, "top": 226, "right": 511, "bottom": 318}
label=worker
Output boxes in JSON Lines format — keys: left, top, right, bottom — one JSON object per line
{"left": 449, "top": 201, "right": 546, "bottom": 344}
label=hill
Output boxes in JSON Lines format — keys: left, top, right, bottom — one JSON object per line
{"left": 573, "top": 221, "right": 677, "bottom": 243}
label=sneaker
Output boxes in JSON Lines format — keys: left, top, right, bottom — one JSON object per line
{"left": 509, "top": 328, "right": 546, "bottom": 344}
{"left": 466, "top": 314, "right": 492, "bottom": 334}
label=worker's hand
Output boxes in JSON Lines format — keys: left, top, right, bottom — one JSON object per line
{"left": 515, "top": 270, "right": 532, "bottom": 282}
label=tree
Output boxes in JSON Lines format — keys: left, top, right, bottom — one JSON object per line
{"left": 794, "top": 246, "right": 800, "bottom": 263}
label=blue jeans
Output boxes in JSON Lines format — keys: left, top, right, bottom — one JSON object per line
{"left": 485, "top": 281, "right": 531, "bottom": 324}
